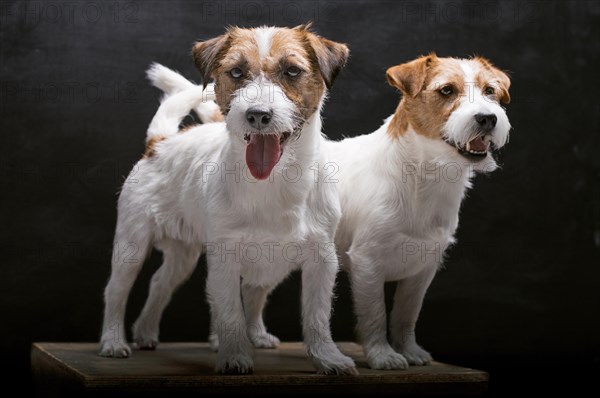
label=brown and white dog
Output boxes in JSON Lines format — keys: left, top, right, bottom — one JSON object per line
{"left": 324, "top": 54, "right": 512, "bottom": 369}
{"left": 99, "top": 25, "right": 357, "bottom": 375}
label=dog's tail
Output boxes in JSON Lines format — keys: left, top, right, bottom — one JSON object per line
{"left": 146, "top": 83, "right": 207, "bottom": 141}
{"left": 146, "top": 63, "right": 223, "bottom": 126}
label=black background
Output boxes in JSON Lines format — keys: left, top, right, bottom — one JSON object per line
{"left": 1, "top": 0, "right": 599, "bottom": 395}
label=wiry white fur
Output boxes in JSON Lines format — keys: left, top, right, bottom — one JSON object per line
{"left": 99, "top": 58, "right": 356, "bottom": 375}
{"left": 441, "top": 60, "right": 511, "bottom": 169}
{"left": 226, "top": 74, "right": 297, "bottom": 143}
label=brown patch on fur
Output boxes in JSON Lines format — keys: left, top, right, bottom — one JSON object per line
{"left": 388, "top": 106, "right": 410, "bottom": 136}
{"left": 473, "top": 56, "right": 511, "bottom": 104}
{"left": 192, "top": 26, "right": 348, "bottom": 121}
{"left": 387, "top": 54, "right": 463, "bottom": 139}
{"left": 144, "top": 135, "right": 167, "bottom": 158}
{"left": 269, "top": 28, "right": 328, "bottom": 120}
{"left": 386, "top": 54, "right": 510, "bottom": 139}
{"left": 144, "top": 124, "right": 206, "bottom": 159}
{"left": 211, "top": 108, "right": 225, "bottom": 122}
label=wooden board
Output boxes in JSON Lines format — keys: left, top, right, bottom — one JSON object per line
{"left": 31, "top": 342, "right": 488, "bottom": 396}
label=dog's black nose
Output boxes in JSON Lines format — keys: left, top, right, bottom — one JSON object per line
{"left": 474, "top": 113, "right": 497, "bottom": 131}
{"left": 246, "top": 108, "right": 272, "bottom": 129}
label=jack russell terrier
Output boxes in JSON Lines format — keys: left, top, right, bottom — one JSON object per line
{"left": 99, "top": 25, "right": 357, "bottom": 375}
{"left": 325, "top": 54, "right": 511, "bottom": 369}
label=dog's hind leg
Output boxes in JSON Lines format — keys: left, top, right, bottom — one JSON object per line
{"left": 242, "top": 283, "right": 280, "bottom": 349}
{"left": 389, "top": 265, "right": 436, "bottom": 365}
{"left": 99, "top": 213, "right": 152, "bottom": 358}
{"left": 132, "top": 239, "right": 201, "bottom": 350}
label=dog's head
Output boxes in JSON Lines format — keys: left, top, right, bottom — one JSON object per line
{"left": 192, "top": 25, "right": 349, "bottom": 180}
{"left": 386, "top": 54, "right": 511, "bottom": 165}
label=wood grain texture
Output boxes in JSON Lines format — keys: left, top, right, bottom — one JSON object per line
{"left": 31, "top": 342, "right": 488, "bottom": 396}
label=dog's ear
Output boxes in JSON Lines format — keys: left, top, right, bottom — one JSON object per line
{"left": 386, "top": 53, "right": 437, "bottom": 97}
{"left": 475, "top": 56, "right": 511, "bottom": 104}
{"left": 192, "top": 34, "right": 230, "bottom": 84}
{"left": 306, "top": 33, "right": 350, "bottom": 89}
{"left": 494, "top": 69, "right": 511, "bottom": 104}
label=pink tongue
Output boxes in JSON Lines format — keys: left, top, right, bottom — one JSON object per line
{"left": 468, "top": 136, "right": 487, "bottom": 152}
{"left": 246, "top": 134, "right": 281, "bottom": 180}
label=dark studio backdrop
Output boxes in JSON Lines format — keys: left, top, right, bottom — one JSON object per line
{"left": 1, "top": 0, "right": 599, "bottom": 394}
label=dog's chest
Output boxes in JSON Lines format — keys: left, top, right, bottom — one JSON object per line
{"left": 376, "top": 178, "right": 468, "bottom": 280}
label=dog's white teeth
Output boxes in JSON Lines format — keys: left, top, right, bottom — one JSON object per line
{"left": 464, "top": 140, "right": 489, "bottom": 155}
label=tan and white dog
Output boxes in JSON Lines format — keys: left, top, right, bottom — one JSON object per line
{"left": 325, "top": 54, "right": 512, "bottom": 369}
{"left": 99, "top": 25, "right": 357, "bottom": 375}
{"left": 150, "top": 53, "right": 511, "bottom": 370}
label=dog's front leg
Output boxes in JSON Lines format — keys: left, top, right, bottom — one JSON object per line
{"left": 301, "top": 241, "right": 357, "bottom": 375}
{"left": 206, "top": 248, "right": 253, "bottom": 374}
{"left": 390, "top": 265, "right": 437, "bottom": 365}
{"left": 209, "top": 282, "right": 282, "bottom": 351}
{"left": 242, "top": 283, "right": 281, "bottom": 348}
{"left": 349, "top": 250, "right": 409, "bottom": 370}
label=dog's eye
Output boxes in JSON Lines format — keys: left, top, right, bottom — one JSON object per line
{"left": 484, "top": 86, "right": 495, "bottom": 96}
{"left": 230, "top": 68, "right": 244, "bottom": 79}
{"left": 285, "top": 66, "right": 301, "bottom": 77}
{"left": 439, "top": 86, "right": 454, "bottom": 96}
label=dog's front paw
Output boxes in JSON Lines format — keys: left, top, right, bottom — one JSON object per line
{"left": 133, "top": 335, "right": 159, "bottom": 350}
{"left": 309, "top": 343, "right": 358, "bottom": 375}
{"left": 315, "top": 355, "right": 358, "bottom": 375}
{"left": 394, "top": 343, "right": 432, "bottom": 366}
{"left": 216, "top": 354, "right": 254, "bottom": 374}
{"left": 99, "top": 340, "right": 132, "bottom": 358}
{"left": 250, "top": 332, "right": 280, "bottom": 349}
{"left": 132, "top": 324, "right": 159, "bottom": 350}
{"left": 367, "top": 348, "right": 409, "bottom": 370}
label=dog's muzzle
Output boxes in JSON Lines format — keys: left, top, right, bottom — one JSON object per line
{"left": 456, "top": 136, "right": 490, "bottom": 157}
{"left": 448, "top": 112, "right": 498, "bottom": 158}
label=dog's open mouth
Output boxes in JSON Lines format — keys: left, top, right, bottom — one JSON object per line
{"left": 456, "top": 136, "right": 490, "bottom": 158}
{"left": 243, "top": 132, "right": 292, "bottom": 180}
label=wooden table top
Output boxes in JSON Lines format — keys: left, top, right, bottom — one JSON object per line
{"left": 31, "top": 342, "right": 488, "bottom": 395}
